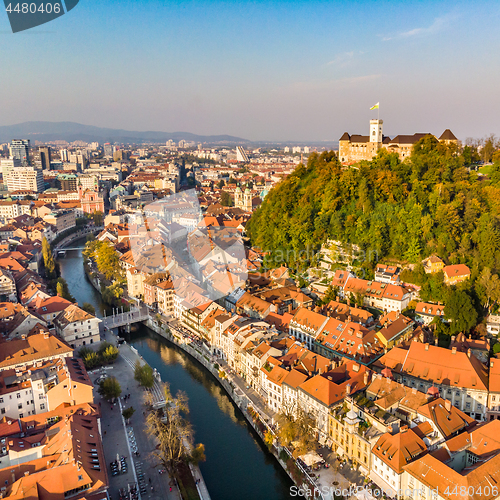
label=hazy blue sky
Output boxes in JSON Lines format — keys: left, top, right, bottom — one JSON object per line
{"left": 1, "top": 0, "right": 499, "bottom": 141}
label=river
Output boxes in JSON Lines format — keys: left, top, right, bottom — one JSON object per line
{"left": 57, "top": 241, "right": 294, "bottom": 500}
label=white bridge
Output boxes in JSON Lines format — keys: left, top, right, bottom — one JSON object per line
{"left": 101, "top": 306, "right": 150, "bottom": 330}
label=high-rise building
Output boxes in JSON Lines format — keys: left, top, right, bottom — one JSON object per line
{"left": 6, "top": 166, "right": 44, "bottom": 193}
{"left": 39, "top": 146, "right": 52, "bottom": 170}
{"left": 60, "top": 149, "right": 69, "bottom": 162}
{"left": 236, "top": 146, "right": 249, "bottom": 163}
{"left": 9, "top": 139, "right": 30, "bottom": 165}
{"left": 57, "top": 173, "right": 78, "bottom": 191}
{"left": 103, "top": 143, "right": 113, "bottom": 157}
{"left": 0, "top": 157, "right": 21, "bottom": 179}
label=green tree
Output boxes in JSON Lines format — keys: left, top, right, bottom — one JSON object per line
{"left": 481, "top": 136, "right": 496, "bottom": 163}
{"left": 95, "top": 241, "right": 122, "bottom": 281}
{"left": 98, "top": 376, "right": 121, "bottom": 401}
{"left": 122, "top": 406, "right": 136, "bottom": 423}
{"left": 56, "top": 278, "right": 75, "bottom": 302}
{"left": 42, "top": 237, "right": 57, "bottom": 279}
{"left": 493, "top": 343, "right": 500, "bottom": 355}
{"left": 82, "top": 352, "right": 100, "bottom": 369}
{"left": 82, "top": 302, "right": 96, "bottom": 315}
{"left": 220, "top": 190, "right": 233, "bottom": 207}
{"left": 92, "top": 210, "right": 104, "bottom": 226}
{"left": 217, "top": 179, "right": 225, "bottom": 189}
{"left": 101, "top": 345, "right": 119, "bottom": 363}
{"left": 445, "top": 289, "right": 478, "bottom": 334}
{"left": 134, "top": 361, "right": 155, "bottom": 388}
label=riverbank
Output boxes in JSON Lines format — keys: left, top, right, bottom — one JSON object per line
{"left": 143, "top": 317, "right": 329, "bottom": 499}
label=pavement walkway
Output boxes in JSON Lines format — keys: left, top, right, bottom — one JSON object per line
{"left": 98, "top": 328, "right": 209, "bottom": 500}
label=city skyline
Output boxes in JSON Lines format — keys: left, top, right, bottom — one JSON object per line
{"left": 0, "top": 0, "right": 499, "bottom": 141}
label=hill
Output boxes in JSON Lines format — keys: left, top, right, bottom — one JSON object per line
{"left": 0, "top": 121, "right": 250, "bottom": 145}
{"left": 247, "top": 137, "right": 500, "bottom": 280}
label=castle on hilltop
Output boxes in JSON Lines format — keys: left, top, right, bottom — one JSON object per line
{"left": 338, "top": 119, "right": 458, "bottom": 164}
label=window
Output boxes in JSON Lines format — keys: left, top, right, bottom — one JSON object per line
{"left": 40, "top": 404, "right": 45, "bottom": 410}
{"left": 18, "top": 404, "right": 22, "bottom": 409}
{"left": 17, "top": 394, "right": 21, "bottom": 399}
{"left": 0, "top": 398, "right": 2, "bottom": 404}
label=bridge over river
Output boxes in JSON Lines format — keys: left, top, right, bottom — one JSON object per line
{"left": 100, "top": 306, "right": 150, "bottom": 330}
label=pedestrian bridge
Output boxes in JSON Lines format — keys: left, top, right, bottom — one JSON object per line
{"left": 101, "top": 307, "right": 150, "bottom": 329}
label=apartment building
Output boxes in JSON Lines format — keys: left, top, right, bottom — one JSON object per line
{"left": 0, "top": 332, "right": 73, "bottom": 372}
{"left": 6, "top": 167, "right": 44, "bottom": 193}
{"left": 0, "top": 357, "right": 93, "bottom": 419}
{"left": 377, "top": 342, "right": 489, "bottom": 421}
{"left": 54, "top": 304, "right": 101, "bottom": 348}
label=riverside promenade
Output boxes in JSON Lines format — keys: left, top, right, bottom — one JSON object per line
{"left": 143, "top": 315, "right": 365, "bottom": 500}
{"left": 96, "top": 328, "right": 210, "bottom": 500}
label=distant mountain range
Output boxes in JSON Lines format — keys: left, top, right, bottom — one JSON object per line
{"left": 0, "top": 121, "right": 251, "bottom": 145}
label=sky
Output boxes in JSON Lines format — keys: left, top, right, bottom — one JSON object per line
{"left": 0, "top": 0, "right": 499, "bottom": 142}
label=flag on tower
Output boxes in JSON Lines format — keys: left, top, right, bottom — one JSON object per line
{"left": 370, "top": 102, "right": 379, "bottom": 110}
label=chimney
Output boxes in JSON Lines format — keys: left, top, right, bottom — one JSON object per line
{"left": 451, "top": 335, "right": 456, "bottom": 342}
{"left": 353, "top": 363, "right": 360, "bottom": 372}
{"left": 346, "top": 383, "right": 351, "bottom": 395}
{"left": 445, "top": 399, "right": 452, "bottom": 412}
{"left": 434, "top": 338, "right": 438, "bottom": 346}
{"left": 400, "top": 425, "right": 408, "bottom": 433}
{"left": 364, "top": 372, "right": 369, "bottom": 385}
{"left": 386, "top": 425, "right": 393, "bottom": 434}
{"left": 468, "top": 335, "right": 472, "bottom": 341}
{"left": 425, "top": 343, "right": 429, "bottom": 351}
{"left": 491, "top": 360, "right": 495, "bottom": 368}
{"left": 411, "top": 387, "right": 417, "bottom": 394}
{"left": 452, "top": 347, "right": 457, "bottom": 354}
{"left": 348, "top": 315, "right": 352, "bottom": 323}
{"left": 467, "top": 349, "right": 471, "bottom": 358}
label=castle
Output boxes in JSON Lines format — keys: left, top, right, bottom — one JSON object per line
{"left": 338, "top": 119, "right": 457, "bottom": 164}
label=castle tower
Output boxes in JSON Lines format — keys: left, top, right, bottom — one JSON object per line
{"left": 370, "top": 119, "right": 383, "bottom": 143}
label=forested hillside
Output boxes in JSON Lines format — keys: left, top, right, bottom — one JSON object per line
{"left": 247, "top": 136, "right": 500, "bottom": 280}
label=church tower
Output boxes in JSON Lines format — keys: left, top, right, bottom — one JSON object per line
{"left": 243, "top": 188, "right": 252, "bottom": 212}
{"left": 234, "top": 186, "right": 242, "bottom": 208}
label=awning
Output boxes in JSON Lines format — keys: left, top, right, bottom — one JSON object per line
{"left": 299, "top": 451, "right": 323, "bottom": 467}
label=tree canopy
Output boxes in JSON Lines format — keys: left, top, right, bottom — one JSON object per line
{"left": 247, "top": 141, "right": 500, "bottom": 276}
{"left": 98, "top": 376, "right": 121, "bottom": 401}
{"left": 134, "top": 361, "right": 155, "bottom": 388}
